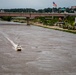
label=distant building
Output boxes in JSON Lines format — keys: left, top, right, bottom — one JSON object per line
{"left": 71, "top": 6, "right": 76, "bottom": 9}
{"left": 0, "top": 10, "right": 4, "bottom": 12}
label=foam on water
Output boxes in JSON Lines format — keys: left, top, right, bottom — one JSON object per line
{"left": 5, "top": 36, "right": 17, "bottom": 50}
{"left": 0, "top": 31, "right": 17, "bottom": 50}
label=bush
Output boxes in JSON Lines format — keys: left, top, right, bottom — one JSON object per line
{"left": 1, "top": 16, "right": 12, "bottom": 21}
{"left": 64, "top": 16, "right": 75, "bottom": 26}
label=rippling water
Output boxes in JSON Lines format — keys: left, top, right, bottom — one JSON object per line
{"left": 0, "top": 21, "right": 76, "bottom": 75}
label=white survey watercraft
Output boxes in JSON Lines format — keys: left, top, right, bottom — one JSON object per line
{"left": 16, "top": 45, "right": 22, "bottom": 51}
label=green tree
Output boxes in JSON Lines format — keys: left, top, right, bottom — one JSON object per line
{"left": 1, "top": 16, "right": 12, "bottom": 21}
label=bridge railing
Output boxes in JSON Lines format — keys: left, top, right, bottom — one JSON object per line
{"left": 0, "top": 12, "right": 76, "bottom": 18}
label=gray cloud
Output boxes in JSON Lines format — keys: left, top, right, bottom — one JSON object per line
{"left": 0, "top": 0, "right": 76, "bottom": 9}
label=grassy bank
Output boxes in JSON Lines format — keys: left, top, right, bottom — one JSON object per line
{"left": 32, "top": 23, "right": 76, "bottom": 34}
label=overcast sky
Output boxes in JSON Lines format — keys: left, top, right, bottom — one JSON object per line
{"left": 0, "top": 0, "right": 76, "bottom": 9}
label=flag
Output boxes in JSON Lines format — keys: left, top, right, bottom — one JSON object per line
{"left": 53, "top": 2, "right": 57, "bottom": 7}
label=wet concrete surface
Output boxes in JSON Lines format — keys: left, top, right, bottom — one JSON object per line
{"left": 0, "top": 21, "right": 76, "bottom": 75}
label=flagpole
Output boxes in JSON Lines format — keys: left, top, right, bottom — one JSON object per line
{"left": 52, "top": 2, "right": 57, "bottom": 19}
{"left": 52, "top": 7, "right": 54, "bottom": 19}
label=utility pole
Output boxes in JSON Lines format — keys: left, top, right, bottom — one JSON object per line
{"left": 52, "top": 8, "right": 54, "bottom": 19}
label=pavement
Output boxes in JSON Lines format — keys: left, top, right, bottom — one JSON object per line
{"left": 0, "top": 21, "right": 76, "bottom": 75}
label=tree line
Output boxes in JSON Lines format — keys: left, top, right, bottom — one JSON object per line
{"left": 0, "top": 7, "right": 76, "bottom": 13}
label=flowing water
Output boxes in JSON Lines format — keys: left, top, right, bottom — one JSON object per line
{"left": 0, "top": 31, "right": 17, "bottom": 50}
{"left": 0, "top": 21, "right": 76, "bottom": 75}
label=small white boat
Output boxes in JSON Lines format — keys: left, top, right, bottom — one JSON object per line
{"left": 16, "top": 45, "right": 22, "bottom": 51}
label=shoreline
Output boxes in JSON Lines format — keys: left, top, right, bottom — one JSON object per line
{"left": 32, "top": 22, "right": 76, "bottom": 34}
